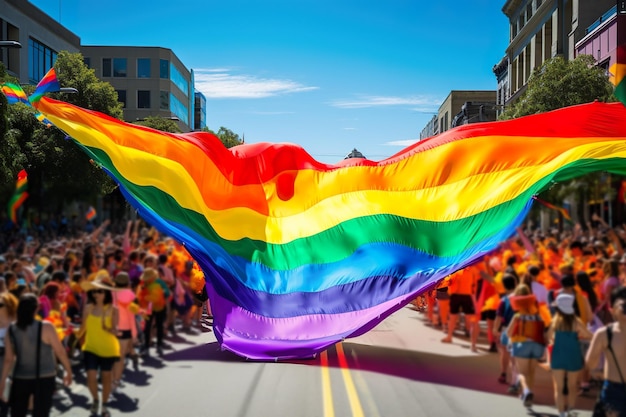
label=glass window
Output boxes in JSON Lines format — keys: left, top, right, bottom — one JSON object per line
{"left": 28, "top": 38, "right": 57, "bottom": 84}
{"left": 170, "top": 63, "right": 189, "bottom": 97}
{"left": 113, "top": 58, "right": 127, "bottom": 77}
{"left": 84, "top": 57, "right": 91, "bottom": 68}
{"left": 170, "top": 93, "right": 189, "bottom": 124}
{"left": 160, "top": 91, "right": 169, "bottom": 110}
{"left": 137, "top": 58, "right": 151, "bottom": 78}
{"left": 160, "top": 59, "right": 169, "bottom": 79}
{"left": 103, "top": 58, "right": 112, "bottom": 77}
{"left": 137, "top": 90, "right": 151, "bottom": 109}
{"left": 116, "top": 90, "right": 126, "bottom": 108}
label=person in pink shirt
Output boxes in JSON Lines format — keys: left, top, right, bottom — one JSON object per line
{"left": 112, "top": 272, "right": 140, "bottom": 391}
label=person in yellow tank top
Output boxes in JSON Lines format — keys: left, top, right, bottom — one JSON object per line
{"left": 77, "top": 271, "right": 120, "bottom": 417}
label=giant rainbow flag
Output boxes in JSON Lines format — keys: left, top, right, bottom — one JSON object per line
{"left": 5, "top": 70, "right": 626, "bottom": 359}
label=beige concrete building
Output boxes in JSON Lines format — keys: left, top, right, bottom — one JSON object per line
{"left": 81, "top": 46, "right": 195, "bottom": 132}
{"left": 0, "top": 0, "right": 80, "bottom": 83}
{"left": 435, "top": 91, "right": 497, "bottom": 135}
{"left": 499, "top": 0, "right": 614, "bottom": 106}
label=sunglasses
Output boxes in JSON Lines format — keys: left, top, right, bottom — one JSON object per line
{"left": 91, "top": 289, "right": 105, "bottom": 294}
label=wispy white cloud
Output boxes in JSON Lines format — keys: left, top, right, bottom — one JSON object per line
{"left": 384, "top": 139, "right": 420, "bottom": 147}
{"left": 249, "top": 111, "right": 296, "bottom": 115}
{"left": 330, "top": 95, "right": 440, "bottom": 109}
{"left": 194, "top": 68, "right": 318, "bottom": 99}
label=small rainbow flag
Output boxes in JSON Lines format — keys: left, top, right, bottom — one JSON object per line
{"left": 29, "top": 68, "right": 60, "bottom": 104}
{"left": 85, "top": 206, "right": 96, "bottom": 221}
{"left": 1, "top": 83, "right": 29, "bottom": 106}
{"left": 7, "top": 170, "right": 28, "bottom": 225}
{"left": 533, "top": 196, "right": 572, "bottom": 222}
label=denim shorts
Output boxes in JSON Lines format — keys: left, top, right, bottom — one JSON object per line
{"left": 600, "top": 380, "right": 626, "bottom": 416}
{"left": 500, "top": 332, "right": 509, "bottom": 347}
{"left": 510, "top": 341, "right": 545, "bottom": 359}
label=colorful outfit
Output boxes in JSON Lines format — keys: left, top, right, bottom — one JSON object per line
{"left": 137, "top": 278, "right": 170, "bottom": 351}
{"left": 82, "top": 307, "right": 120, "bottom": 371}
{"left": 509, "top": 310, "right": 545, "bottom": 359}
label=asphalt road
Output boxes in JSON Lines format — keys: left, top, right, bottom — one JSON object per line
{"left": 50, "top": 306, "right": 595, "bottom": 417}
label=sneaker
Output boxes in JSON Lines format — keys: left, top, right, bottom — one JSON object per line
{"left": 101, "top": 406, "right": 111, "bottom": 417}
{"left": 522, "top": 391, "right": 534, "bottom": 408}
{"left": 89, "top": 400, "right": 99, "bottom": 414}
{"left": 157, "top": 346, "right": 164, "bottom": 357}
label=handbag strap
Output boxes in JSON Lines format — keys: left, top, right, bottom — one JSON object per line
{"left": 606, "top": 324, "right": 626, "bottom": 386}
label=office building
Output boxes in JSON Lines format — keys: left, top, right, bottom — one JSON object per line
{"left": 81, "top": 46, "right": 195, "bottom": 132}
{"left": 0, "top": 0, "right": 80, "bottom": 84}
{"left": 194, "top": 90, "right": 207, "bottom": 131}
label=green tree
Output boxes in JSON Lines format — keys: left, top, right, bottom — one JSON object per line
{"left": 0, "top": 62, "right": 18, "bottom": 191}
{"left": 3, "top": 51, "right": 123, "bottom": 212}
{"left": 499, "top": 55, "right": 616, "bottom": 225}
{"left": 500, "top": 55, "right": 614, "bottom": 120}
{"left": 204, "top": 126, "right": 241, "bottom": 148}
{"left": 134, "top": 116, "right": 182, "bottom": 133}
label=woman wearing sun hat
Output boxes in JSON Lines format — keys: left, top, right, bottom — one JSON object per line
{"left": 77, "top": 270, "right": 120, "bottom": 417}
{"left": 546, "top": 292, "right": 593, "bottom": 417}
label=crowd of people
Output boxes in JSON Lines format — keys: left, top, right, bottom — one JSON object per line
{"left": 419, "top": 215, "right": 626, "bottom": 417}
{"left": 0, "top": 218, "right": 209, "bottom": 417}
{"left": 2, "top": 210, "right": 626, "bottom": 416}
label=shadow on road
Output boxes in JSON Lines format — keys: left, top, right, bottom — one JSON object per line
{"left": 324, "top": 342, "right": 594, "bottom": 412}
{"left": 164, "top": 342, "right": 242, "bottom": 362}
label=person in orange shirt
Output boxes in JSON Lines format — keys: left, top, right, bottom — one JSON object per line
{"left": 442, "top": 265, "right": 479, "bottom": 352}
{"left": 433, "top": 276, "right": 451, "bottom": 331}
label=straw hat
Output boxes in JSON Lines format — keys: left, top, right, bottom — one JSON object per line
{"left": 81, "top": 269, "right": 117, "bottom": 292}
{"left": 140, "top": 268, "right": 159, "bottom": 283}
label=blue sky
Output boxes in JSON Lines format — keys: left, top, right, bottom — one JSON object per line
{"left": 31, "top": 0, "right": 509, "bottom": 163}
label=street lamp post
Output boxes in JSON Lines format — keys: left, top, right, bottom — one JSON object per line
{"left": 0, "top": 41, "right": 21, "bottom": 48}
{"left": 0, "top": 40, "right": 21, "bottom": 74}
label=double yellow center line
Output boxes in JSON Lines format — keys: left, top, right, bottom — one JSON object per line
{"left": 320, "top": 343, "right": 365, "bottom": 417}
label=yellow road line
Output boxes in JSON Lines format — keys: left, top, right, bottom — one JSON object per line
{"left": 336, "top": 343, "right": 365, "bottom": 417}
{"left": 320, "top": 350, "right": 335, "bottom": 417}
{"left": 350, "top": 350, "right": 380, "bottom": 417}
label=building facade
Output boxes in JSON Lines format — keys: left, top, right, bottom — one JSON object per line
{"left": 81, "top": 46, "right": 195, "bottom": 132}
{"left": 498, "top": 0, "right": 614, "bottom": 106}
{"left": 575, "top": 4, "right": 619, "bottom": 72}
{"left": 0, "top": 0, "right": 80, "bottom": 84}
{"left": 419, "top": 115, "right": 438, "bottom": 140}
{"left": 194, "top": 90, "right": 207, "bottom": 131}
{"left": 434, "top": 91, "right": 497, "bottom": 135}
